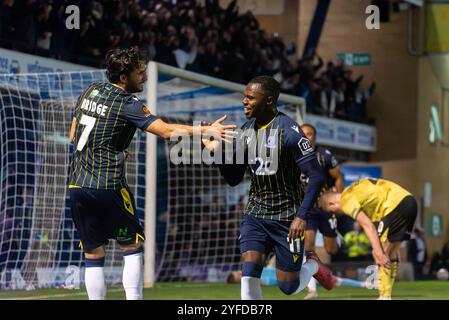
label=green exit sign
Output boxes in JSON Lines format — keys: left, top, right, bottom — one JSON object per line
{"left": 427, "top": 213, "right": 443, "bottom": 237}
{"left": 336, "top": 53, "right": 371, "bottom": 66}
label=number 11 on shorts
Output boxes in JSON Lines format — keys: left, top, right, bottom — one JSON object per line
{"left": 287, "top": 237, "right": 302, "bottom": 254}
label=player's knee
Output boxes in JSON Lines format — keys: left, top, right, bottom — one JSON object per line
{"left": 242, "top": 262, "right": 263, "bottom": 278}
{"left": 120, "top": 243, "right": 143, "bottom": 256}
{"left": 85, "top": 246, "right": 106, "bottom": 259}
{"left": 278, "top": 278, "right": 300, "bottom": 295}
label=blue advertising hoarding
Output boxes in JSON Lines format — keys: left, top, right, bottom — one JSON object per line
{"left": 340, "top": 165, "right": 382, "bottom": 187}
{"left": 303, "top": 114, "right": 377, "bottom": 152}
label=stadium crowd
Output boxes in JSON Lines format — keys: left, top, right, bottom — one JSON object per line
{"left": 0, "top": 0, "right": 375, "bottom": 123}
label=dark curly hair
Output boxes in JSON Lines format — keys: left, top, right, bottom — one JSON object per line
{"left": 105, "top": 46, "right": 148, "bottom": 83}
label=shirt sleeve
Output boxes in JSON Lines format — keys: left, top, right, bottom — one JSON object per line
{"left": 123, "top": 96, "right": 159, "bottom": 130}
{"left": 296, "top": 157, "right": 324, "bottom": 219}
{"left": 284, "top": 125, "right": 316, "bottom": 166}
{"left": 340, "top": 194, "right": 362, "bottom": 219}
{"left": 218, "top": 122, "right": 249, "bottom": 187}
{"left": 323, "top": 149, "right": 339, "bottom": 169}
{"left": 284, "top": 125, "right": 324, "bottom": 219}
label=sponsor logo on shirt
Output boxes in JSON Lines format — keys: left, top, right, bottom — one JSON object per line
{"left": 265, "top": 136, "right": 278, "bottom": 148}
{"left": 89, "top": 89, "right": 99, "bottom": 98}
{"left": 331, "top": 156, "right": 338, "bottom": 167}
{"left": 142, "top": 106, "right": 152, "bottom": 117}
{"left": 298, "top": 137, "right": 314, "bottom": 155}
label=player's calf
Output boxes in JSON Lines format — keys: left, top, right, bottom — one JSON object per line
{"left": 120, "top": 244, "right": 144, "bottom": 300}
{"left": 241, "top": 262, "right": 263, "bottom": 300}
{"left": 85, "top": 256, "right": 106, "bottom": 300}
{"left": 84, "top": 245, "right": 106, "bottom": 300}
{"left": 276, "top": 261, "right": 318, "bottom": 296}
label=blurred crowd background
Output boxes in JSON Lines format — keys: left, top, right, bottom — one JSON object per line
{"left": 0, "top": 0, "right": 376, "bottom": 123}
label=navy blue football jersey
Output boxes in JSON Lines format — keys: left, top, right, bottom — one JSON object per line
{"left": 69, "top": 83, "right": 158, "bottom": 189}
{"left": 300, "top": 146, "right": 339, "bottom": 191}
{"left": 239, "top": 112, "right": 316, "bottom": 221}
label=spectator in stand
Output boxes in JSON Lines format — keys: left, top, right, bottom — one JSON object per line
{"left": 36, "top": 0, "right": 53, "bottom": 51}
{"left": 0, "top": 0, "right": 374, "bottom": 123}
{"left": 407, "top": 227, "right": 427, "bottom": 280}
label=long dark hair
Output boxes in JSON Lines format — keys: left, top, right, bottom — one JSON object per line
{"left": 105, "top": 46, "right": 147, "bottom": 83}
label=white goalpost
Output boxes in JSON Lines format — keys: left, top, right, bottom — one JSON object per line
{"left": 0, "top": 63, "right": 305, "bottom": 290}
{"left": 144, "top": 62, "right": 158, "bottom": 288}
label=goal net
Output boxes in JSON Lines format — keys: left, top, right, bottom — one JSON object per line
{"left": 149, "top": 63, "right": 306, "bottom": 284}
{"left": 0, "top": 63, "right": 305, "bottom": 289}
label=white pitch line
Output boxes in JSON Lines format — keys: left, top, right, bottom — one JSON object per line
{"left": 172, "top": 283, "right": 215, "bottom": 288}
{"left": 1, "top": 288, "right": 124, "bottom": 300}
{"left": 1, "top": 283, "right": 225, "bottom": 300}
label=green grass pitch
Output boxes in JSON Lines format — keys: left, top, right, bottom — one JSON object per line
{"left": 1, "top": 281, "right": 449, "bottom": 300}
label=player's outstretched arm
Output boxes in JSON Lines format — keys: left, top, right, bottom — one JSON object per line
{"left": 356, "top": 211, "right": 391, "bottom": 269}
{"left": 145, "top": 115, "right": 236, "bottom": 140}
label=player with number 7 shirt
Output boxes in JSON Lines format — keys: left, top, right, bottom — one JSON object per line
{"left": 68, "top": 46, "right": 236, "bottom": 300}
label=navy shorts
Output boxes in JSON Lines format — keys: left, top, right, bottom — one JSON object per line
{"left": 239, "top": 214, "right": 304, "bottom": 272}
{"left": 306, "top": 207, "right": 337, "bottom": 238}
{"left": 69, "top": 186, "right": 144, "bottom": 252}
